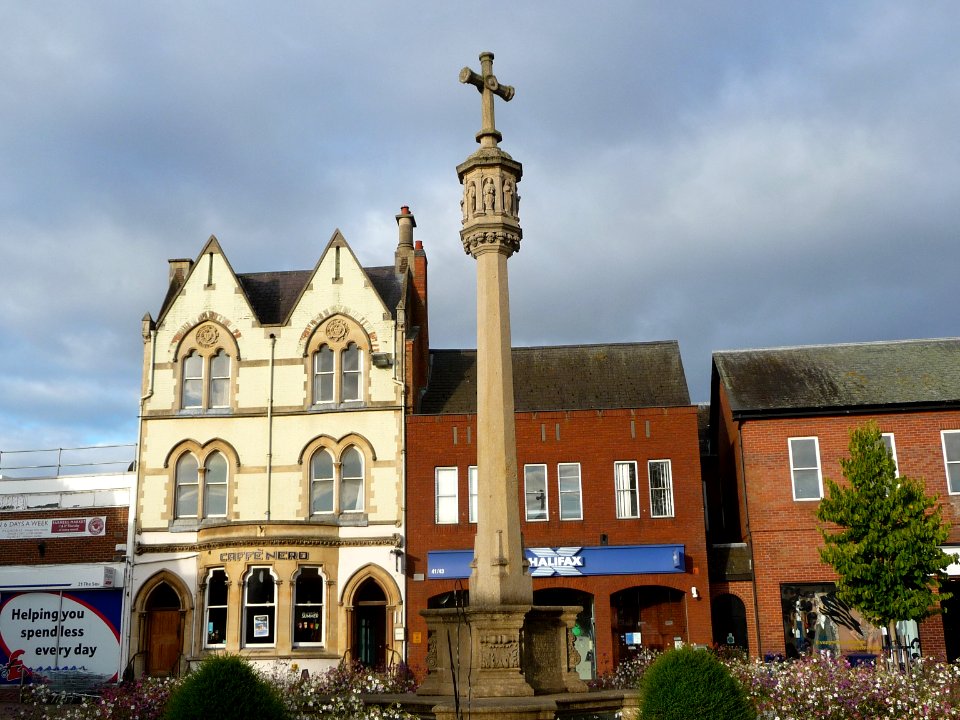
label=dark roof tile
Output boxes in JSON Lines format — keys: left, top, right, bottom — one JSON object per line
{"left": 419, "top": 342, "right": 690, "bottom": 414}
{"left": 713, "top": 338, "right": 960, "bottom": 416}
{"left": 237, "top": 270, "right": 312, "bottom": 325}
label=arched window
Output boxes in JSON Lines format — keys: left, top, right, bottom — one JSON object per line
{"left": 307, "top": 445, "right": 365, "bottom": 515}
{"left": 313, "top": 346, "right": 335, "bottom": 403}
{"left": 341, "top": 446, "right": 364, "bottom": 512}
{"left": 244, "top": 566, "right": 276, "bottom": 646}
{"left": 182, "top": 352, "right": 204, "bottom": 409}
{"left": 178, "top": 323, "right": 236, "bottom": 411}
{"left": 307, "top": 317, "right": 368, "bottom": 407}
{"left": 293, "top": 567, "right": 325, "bottom": 647}
{"left": 311, "top": 450, "right": 334, "bottom": 514}
{"left": 209, "top": 350, "right": 231, "bottom": 408}
{"left": 171, "top": 444, "right": 235, "bottom": 521}
{"left": 204, "top": 452, "right": 228, "bottom": 517}
{"left": 204, "top": 568, "right": 228, "bottom": 648}
{"left": 175, "top": 454, "right": 199, "bottom": 518}
{"left": 341, "top": 343, "right": 362, "bottom": 402}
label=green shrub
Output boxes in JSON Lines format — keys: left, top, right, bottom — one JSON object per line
{"left": 638, "top": 646, "right": 755, "bottom": 720}
{"left": 164, "top": 654, "right": 289, "bottom": 720}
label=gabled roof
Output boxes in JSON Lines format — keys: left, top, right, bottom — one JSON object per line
{"left": 157, "top": 237, "right": 406, "bottom": 327}
{"left": 713, "top": 338, "right": 960, "bottom": 419}
{"left": 418, "top": 341, "right": 690, "bottom": 415}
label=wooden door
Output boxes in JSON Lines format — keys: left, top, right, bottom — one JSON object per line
{"left": 146, "top": 610, "right": 182, "bottom": 676}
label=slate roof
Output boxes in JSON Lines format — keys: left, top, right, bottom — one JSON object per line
{"left": 237, "top": 270, "right": 313, "bottom": 325}
{"left": 713, "top": 338, "right": 960, "bottom": 418}
{"left": 418, "top": 341, "right": 690, "bottom": 414}
{"left": 159, "top": 264, "right": 405, "bottom": 327}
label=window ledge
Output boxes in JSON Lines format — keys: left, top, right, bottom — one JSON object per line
{"left": 306, "top": 514, "right": 369, "bottom": 527}
{"left": 308, "top": 401, "right": 367, "bottom": 413}
{"left": 169, "top": 519, "right": 200, "bottom": 532}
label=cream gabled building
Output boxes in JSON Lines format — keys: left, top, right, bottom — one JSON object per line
{"left": 129, "top": 209, "right": 428, "bottom": 677}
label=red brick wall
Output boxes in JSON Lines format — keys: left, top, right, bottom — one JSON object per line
{"left": 405, "top": 406, "right": 710, "bottom": 674}
{"left": 732, "top": 409, "right": 960, "bottom": 658}
{"left": 0, "top": 507, "right": 128, "bottom": 566}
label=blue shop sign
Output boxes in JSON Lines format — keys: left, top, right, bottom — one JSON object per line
{"left": 427, "top": 544, "right": 685, "bottom": 579}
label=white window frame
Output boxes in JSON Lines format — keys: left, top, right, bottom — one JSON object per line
{"left": 203, "top": 568, "right": 228, "bottom": 649}
{"left": 524, "top": 464, "right": 549, "bottom": 521}
{"left": 175, "top": 453, "right": 199, "bottom": 519}
{"left": 292, "top": 566, "right": 325, "bottom": 648}
{"left": 203, "top": 451, "right": 228, "bottom": 518}
{"left": 880, "top": 432, "right": 898, "bottom": 476}
{"left": 341, "top": 343, "right": 363, "bottom": 402}
{"left": 243, "top": 566, "right": 277, "bottom": 647}
{"left": 557, "top": 463, "right": 583, "bottom": 521}
{"left": 468, "top": 466, "right": 478, "bottom": 524}
{"left": 313, "top": 345, "right": 335, "bottom": 404}
{"left": 789, "top": 437, "right": 823, "bottom": 501}
{"left": 208, "top": 350, "right": 231, "bottom": 408}
{"left": 648, "top": 459, "right": 675, "bottom": 518}
{"left": 615, "top": 461, "right": 640, "bottom": 519}
{"left": 310, "top": 449, "right": 335, "bottom": 514}
{"left": 182, "top": 348, "right": 233, "bottom": 410}
{"left": 942, "top": 430, "right": 960, "bottom": 495}
{"left": 182, "top": 351, "right": 204, "bottom": 409}
{"left": 435, "top": 467, "right": 459, "bottom": 524}
{"left": 339, "top": 446, "right": 365, "bottom": 513}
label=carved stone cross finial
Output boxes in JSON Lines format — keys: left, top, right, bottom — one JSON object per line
{"left": 460, "top": 51, "right": 515, "bottom": 147}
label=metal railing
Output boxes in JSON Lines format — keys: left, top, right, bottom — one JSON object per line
{"left": 0, "top": 444, "right": 136, "bottom": 480}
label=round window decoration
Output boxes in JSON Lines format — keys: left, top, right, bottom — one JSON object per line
{"left": 325, "top": 318, "right": 349, "bottom": 342}
{"left": 196, "top": 324, "right": 220, "bottom": 348}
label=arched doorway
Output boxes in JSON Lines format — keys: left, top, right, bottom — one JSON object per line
{"left": 534, "top": 588, "right": 596, "bottom": 680}
{"left": 711, "top": 593, "right": 748, "bottom": 651}
{"left": 145, "top": 582, "right": 183, "bottom": 677}
{"left": 351, "top": 578, "right": 387, "bottom": 667}
{"left": 610, "top": 586, "right": 686, "bottom": 665}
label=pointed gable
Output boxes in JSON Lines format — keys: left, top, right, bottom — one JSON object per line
{"left": 158, "top": 230, "right": 407, "bottom": 329}
{"left": 156, "top": 235, "right": 254, "bottom": 327}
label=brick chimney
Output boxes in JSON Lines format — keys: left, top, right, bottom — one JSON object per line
{"left": 168, "top": 258, "right": 193, "bottom": 286}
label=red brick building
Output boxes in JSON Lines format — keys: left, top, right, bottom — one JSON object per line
{"left": 0, "top": 447, "right": 135, "bottom": 691}
{"left": 708, "top": 339, "right": 960, "bottom": 661}
{"left": 404, "top": 343, "right": 711, "bottom": 679}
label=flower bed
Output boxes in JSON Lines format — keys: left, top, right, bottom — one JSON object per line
{"left": 15, "top": 653, "right": 960, "bottom": 720}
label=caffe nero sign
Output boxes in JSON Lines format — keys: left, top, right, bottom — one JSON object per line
{"left": 427, "top": 544, "right": 685, "bottom": 579}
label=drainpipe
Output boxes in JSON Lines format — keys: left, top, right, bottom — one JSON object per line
{"left": 392, "top": 329, "right": 407, "bottom": 662}
{"left": 266, "top": 334, "right": 276, "bottom": 521}
{"left": 738, "top": 419, "right": 764, "bottom": 658}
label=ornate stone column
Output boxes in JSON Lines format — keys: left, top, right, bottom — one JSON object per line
{"left": 418, "top": 52, "right": 586, "bottom": 702}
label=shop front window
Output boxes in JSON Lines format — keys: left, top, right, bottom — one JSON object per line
{"left": 244, "top": 566, "right": 276, "bottom": 646}
{"left": 293, "top": 567, "right": 325, "bottom": 646}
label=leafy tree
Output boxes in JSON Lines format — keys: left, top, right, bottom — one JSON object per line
{"left": 818, "top": 422, "right": 954, "bottom": 643}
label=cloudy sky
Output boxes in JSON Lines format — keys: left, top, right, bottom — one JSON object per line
{"left": 1, "top": 2, "right": 958, "bottom": 455}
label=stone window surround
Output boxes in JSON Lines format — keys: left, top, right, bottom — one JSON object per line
{"left": 173, "top": 321, "right": 240, "bottom": 413}
{"left": 164, "top": 439, "right": 240, "bottom": 525}
{"left": 304, "top": 315, "right": 372, "bottom": 409}
{"left": 299, "top": 433, "right": 376, "bottom": 518}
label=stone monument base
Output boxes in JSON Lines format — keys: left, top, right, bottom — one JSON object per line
{"left": 418, "top": 604, "right": 588, "bottom": 699}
